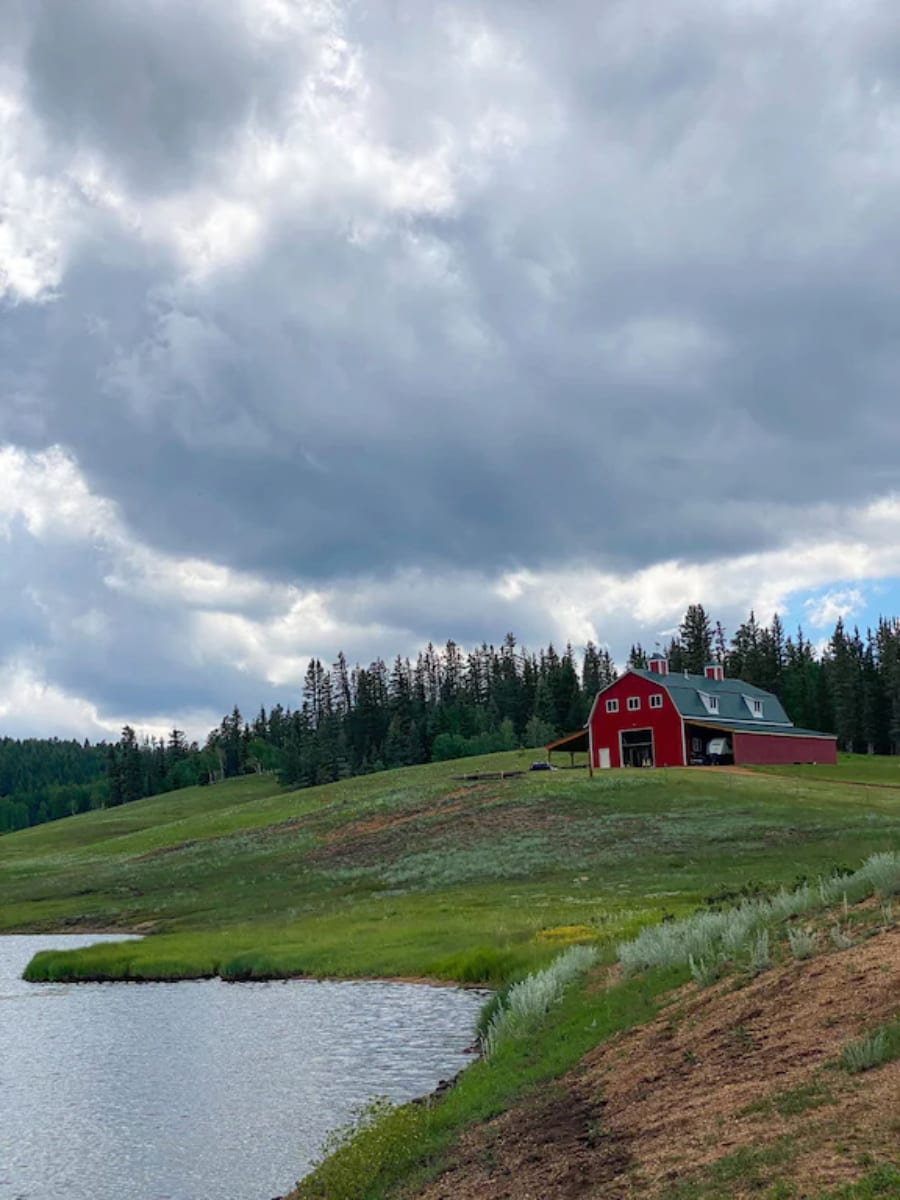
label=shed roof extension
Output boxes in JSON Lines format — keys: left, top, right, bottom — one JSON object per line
{"left": 685, "top": 718, "right": 837, "bottom": 739}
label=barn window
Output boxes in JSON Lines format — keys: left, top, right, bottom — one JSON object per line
{"left": 699, "top": 692, "right": 719, "bottom": 714}
{"left": 627, "top": 696, "right": 640, "bottom": 711}
{"left": 743, "top": 695, "right": 764, "bottom": 718}
{"left": 606, "top": 698, "right": 619, "bottom": 713}
{"left": 649, "top": 694, "right": 663, "bottom": 709}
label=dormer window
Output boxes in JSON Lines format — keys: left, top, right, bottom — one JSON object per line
{"left": 743, "top": 695, "right": 764, "bottom": 719}
{"left": 699, "top": 692, "right": 719, "bottom": 715}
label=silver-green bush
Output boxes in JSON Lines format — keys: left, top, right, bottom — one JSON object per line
{"left": 786, "top": 925, "right": 817, "bottom": 960}
{"left": 748, "top": 928, "right": 771, "bottom": 974}
{"left": 830, "top": 924, "right": 854, "bottom": 950}
{"left": 481, "top": 944, "right": 597, "bottom": 1059}
{"left": 617, "top": 852, "right": 900, "bottom": 976}
{"left": 857, "top": 852, "right": 900, "bottom": 898}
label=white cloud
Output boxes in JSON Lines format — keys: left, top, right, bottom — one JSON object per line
{"left": 0, "top": 445, "right": 114, "bottom": 540}
{"left": 2, "top": 438, "right": 900, "bottom": 738}
{"left": 0, "top": 79, "right": 72, "bottom": 303}
{"left": 0, "top": 657, "right": 216, "bottom": 743}
{"left": 803, "top": 588, "right": 866, "bottom": 629}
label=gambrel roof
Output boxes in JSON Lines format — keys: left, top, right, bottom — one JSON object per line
{"left": 629, "top": 668, "right": 792, "bottom": 726}
{"left": 585, "top": 667, "right": 837, "bottom": 742}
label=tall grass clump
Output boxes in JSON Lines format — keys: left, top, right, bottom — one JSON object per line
{"left": 786, "top": 926, "right": 817, "bottom": 961}
{"left": 748, "top": 929, "right": 771, "bottom": 975}
{"left": 481, "top": 944, "right": 597, "bottom": 1059}
{"left": 840, "top": 1030, "right": 888, "bottom": 1074}
{"left": 617, "top": 851, "right": 900, "bottom": 977}
{"left": 688, "top": 953, "right": 726, "bottom": 987}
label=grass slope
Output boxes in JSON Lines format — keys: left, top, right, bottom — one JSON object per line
{"left": 4, "top": 752, "right": 900, "bottom": 1199}
{"left": 752, "top": 753, "right": 900, "bottom": 787}
{"left": 3, "top": 750, "right": 900, "bottom": 984}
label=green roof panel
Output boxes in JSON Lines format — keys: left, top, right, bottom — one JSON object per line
{"left": 631, "top": 669, "right": 832, "bottom": 738}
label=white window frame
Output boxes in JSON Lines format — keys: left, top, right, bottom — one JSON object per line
{"left": 606, "top": 698, "right": 619, "bottom": 714}
{"left": 743, "top": 695, "right": 764, "bottom": 719}
{"left": 627, "top": 696, "right": 640, "bottom": 711}
{"left": 649, "top": 694, "right": 663, "bottom": 709}
{"left": 699, "top": 692, "right": 719, "bottom": 715}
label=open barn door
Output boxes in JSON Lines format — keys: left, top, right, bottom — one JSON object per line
{"left": 620, "top": 728, "right": 654, "bottom": 768}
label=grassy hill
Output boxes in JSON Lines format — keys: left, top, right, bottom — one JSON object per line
{"left": 3, "top": 751, "right": 900, "bottom": 1198}
{"left": 4, "top": 750, "right": 900, "bottom": 983}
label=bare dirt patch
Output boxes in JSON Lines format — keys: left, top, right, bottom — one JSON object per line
{"left": 414, "top": 925, "right": 900, "bottom": 1200}
{"left": 322, "top": 802, "right": 468, "bottom": 845}
{"left": 416, "top": 1090, "right": 633, "bottom": 1200}
{"left": 308, "top": 796, "right": 571, "bottom": 869}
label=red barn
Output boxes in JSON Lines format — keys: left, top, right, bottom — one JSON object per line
{"left": 573, "top": 654, "right": 836, "bottom": 769}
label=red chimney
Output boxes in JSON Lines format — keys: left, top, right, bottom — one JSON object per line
{"left": 704, "top": 663, "right": 724, "bottom": 681}
{"left": 648, "top": 653, "right": 669, "bottom": 675}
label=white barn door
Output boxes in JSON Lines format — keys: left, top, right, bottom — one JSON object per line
{"left": 598, "top": 748, "right": 611, "bottom": 769}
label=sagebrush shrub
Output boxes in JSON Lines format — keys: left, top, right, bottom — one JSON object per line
{"left": 481, "top": 944, "right": 597, "bottom": 1058}
{"left": 748, "top": 929, "right": 771, "bottom": 975}
{"left": 786, "top": 925, "right": 817, "bottom": 960}
{"left": 617, "top": 852, "right": 900, "bottom": 975}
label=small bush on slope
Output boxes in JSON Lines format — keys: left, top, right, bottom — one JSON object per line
{"left": 787, "top": 925, "right": 818, "bottom": 960}
{"left": 480, "top": 944, "right": 598, "bottom": 1059}
{"left": 839, "top": 1019, "right": 900, "bottom": 1074}
{"left": 617, "top": 851, "right": 900, "bottom": 977}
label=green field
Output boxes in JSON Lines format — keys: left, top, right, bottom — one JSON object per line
{"left": 4, "top": 751, "right": 900, "bottom": 984}
{"left": 753, "top": 751, "right": 900, "bottom": 787}
{"left": 5, "top": 752, "right": 900, "bottom": 1199}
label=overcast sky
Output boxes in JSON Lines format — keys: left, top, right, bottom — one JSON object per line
{"left": 3, "top": 0, "right": 900, "bottom": 741}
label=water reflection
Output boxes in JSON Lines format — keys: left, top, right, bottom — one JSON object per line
{"left": 0, "top": 935, "right": 485, "bottom": 1200}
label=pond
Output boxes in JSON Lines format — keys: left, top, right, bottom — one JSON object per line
{"left": 0, "top": 935, "right": 486, "bottom": 1200}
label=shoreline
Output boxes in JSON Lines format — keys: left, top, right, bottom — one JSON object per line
{"left": 6, "top": 927, "right": 494, "bottom": 990}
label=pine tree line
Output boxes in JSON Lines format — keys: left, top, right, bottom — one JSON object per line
{"left": 633, "top": 605, "right": 900, "bottom": 754}
{"left": 94, "top": 637, "right": 617, "bottom": 805}
{"left": 213, "top": 637, "right": 617, "bottom": 790}
{"left": 0, "top": 736, "right": 109, "bottom": 832}
{"left": 6, "top": 606, "right": 900, "bottom": 835}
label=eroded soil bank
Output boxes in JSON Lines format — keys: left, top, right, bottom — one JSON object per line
{"left": 414, "top": 924, "right": 900, "bottom": 1200}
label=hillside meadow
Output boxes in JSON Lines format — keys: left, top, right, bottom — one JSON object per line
{"left": 3, "top": 750, "right": 900, "bottom": 985}
{"left": 4, "top": 752, "right": 900, "bottom": 1198}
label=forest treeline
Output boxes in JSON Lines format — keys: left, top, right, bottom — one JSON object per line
{"left": 0, "top": 737, "right": 109, "bottom": 833}
{"left": 4, "top": 605, "right": 900, "bottom": 834}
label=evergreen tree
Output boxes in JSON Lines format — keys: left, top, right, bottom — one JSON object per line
{"left": 679, "top": 604, "right": 713, "bottom": 674}
{"left": 581, "top": 641, "right": 604, "bottom": 700}
{"left": 826, "top": 619, "right": 861, "bottom": 752}
{"left": 106, "top": 745, "right": 123, "bottom": 807}
{"left": 120, "top": 726, "right": 143, "bottom": 804}
{"left": 627, "top": 643, "right": 647, "bottom": 669}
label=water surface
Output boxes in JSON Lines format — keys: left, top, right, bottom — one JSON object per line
{"left": 0, "top": 935, "right": 484, "bottom": 1200}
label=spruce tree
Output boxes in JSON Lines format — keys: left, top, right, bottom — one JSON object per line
{"left": 679, "top": 604, "right": 713, "bottom": 674}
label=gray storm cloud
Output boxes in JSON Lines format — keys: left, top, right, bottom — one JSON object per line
{"left": 1, "top": 3, "right": 896, "bottom": 570}
{"left": 3, "top": 0, "right": 900, "bottom": 730}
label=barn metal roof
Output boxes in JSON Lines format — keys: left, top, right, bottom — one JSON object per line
{"left": 630, "top": 668, "right": 794, "bottom": 727}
